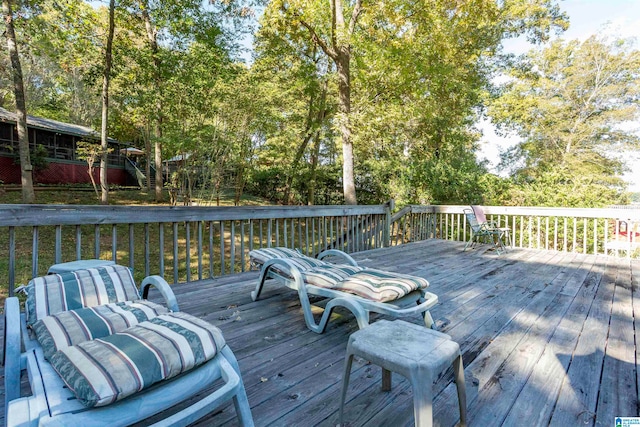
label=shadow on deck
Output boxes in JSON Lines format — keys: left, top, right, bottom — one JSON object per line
{"left": 2, "top": 239, "right": 639, "bottom": 426}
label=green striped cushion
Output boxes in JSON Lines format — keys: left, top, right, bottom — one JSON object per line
{"left": 249, "top": 247, "right": 326, "bottom": 275}
{"left": 303, "top": 266, "right": 428, "bottom": 302}
{"left": 32, "top": 300, "right": 169, "bottom": 360}
{"left": 49, "top": 312, "right": 226, "bottom": 407}
{"left": 26, "top": 265, "right": 140, "bottom": 326}
{"left": 300, "top": 264, "right": 365, "bottom": 288}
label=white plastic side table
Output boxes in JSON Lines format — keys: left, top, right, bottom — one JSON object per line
{"left": 339, "top": 319, "right": 467, "bottom": 427}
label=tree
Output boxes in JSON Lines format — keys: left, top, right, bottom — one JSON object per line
{"left": 3, "top": 0, "right": 35, "bottom": 203}
{"left": 267, "top": 0, "right": 360, "bottom": 204}
{"left": 100, "top": 0, "right": 116, "bottom": 204}
{"left": 76, "top": 141, "right": 103, "bottom": 198}
{"left": 139, "top": 0, "right": 165, "bottom": 202}
{"left": 253, "top": 0, "right": 569, "bottom": 205}
{"left": 489, "top": 36, "right": 640, "bottom": 206}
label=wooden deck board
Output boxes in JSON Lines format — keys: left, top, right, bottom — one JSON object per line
{"left": 2, "top": 240, "right": 638, "bottom": 426}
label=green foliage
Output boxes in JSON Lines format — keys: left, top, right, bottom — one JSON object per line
{"left": 489, "top": 35, "right": 640, "bottom": 207}
{"left": 6, "top": 0, "right": 600, "bottom": 208}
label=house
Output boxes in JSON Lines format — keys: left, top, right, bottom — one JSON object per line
{"left": 0, "top": 107, "right": 136, "bottom": 186}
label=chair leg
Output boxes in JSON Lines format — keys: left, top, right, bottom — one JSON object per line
{"left": 423, "top": 310, "right": 435, "bottom": 329}
{"left": 453, "top": 354, "right": 467, "bottom": 426}
{"left": 411, "top": 373, "right": 434, "bottom": 427}
{"left": 463, "top": 234, "right": 474, "bottom": 251}
{"left": 382, "top": 368, "right": 392, "bottom": 391}
{"left": 339, "top": 353, "right": 355, "bottom": 426}
{"left": 251, "top": 266, "right": 273, "bottom": 301}
{"left": 233, "top": 389, "right": 254, "bottom": 427}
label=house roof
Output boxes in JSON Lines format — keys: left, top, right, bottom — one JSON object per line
{"left": 0, "top": 107, "right": 120, "bottom": 143}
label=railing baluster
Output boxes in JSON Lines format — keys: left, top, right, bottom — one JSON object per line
{"left": 323, "top": 217, "right": 328, "bottom": 251}
{"left": 298, "top": 219, "right": 303, "bottom": 252}
{"left": 94, "top": 225, "right": 100, "bottom": 259}
{"left": 583, "top": 218, "right": 587, "bottom": 254}
{"left": 312, "top": 217, "right": 316, "bottom": 254}
{"left": 185, "top": 222, "right": 191, "bottom": 282}
{"left": 209, "top": 221, "right": 214, "bottom": 278}
{"left": 305, "top": 217, "right": 310, "bottom": 254}
{"left": 144, "top": 223, "right": 150, "bottom": 277}
{"left": 9, "top": 226, "right": 15, "bottom": 295}
{"left": 545, "top": 217, "right": 549, "bottom": 251}
{"left": 55, "top": 225, "right": 62, "bottom": 265}
{"left": 198, "top": 221, "right": 203, "bottom": 280}
{"left": 159, "top": 223, "right": 165, "bottom": 278}
{"left": 220, "top": 221, "right": 225, "bottom": 275}
{"left": 230, "top": 221, "right": 236, "bottom": 273}
{"left": 111, "top": 225, "right": 118, "bottom": 262}
{"left": 129, "top": 224, "right": 134, "bottom": 269}
{"left": 283, "top": 219, "right": 288, "bottom": 248}
{"left": 76, "top": 225, "right": 82, "bottom": 260}
{"left": 32, "top": 226, "right": 39, "bottom": 278}
{"left": 241, "top": 221, "right": 246, "bottom": 272}
{"left": 173, "top": 222, "right": 179, "bottom": 284}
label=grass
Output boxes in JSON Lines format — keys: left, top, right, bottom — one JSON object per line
{"left": 1, "top": 185, "right": 269, "bottom": 206}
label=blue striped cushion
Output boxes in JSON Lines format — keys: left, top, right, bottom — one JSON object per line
{"left": 32, "top": 300, "right": 169, "bottom": 360}
{"left": 25, "top": 265, "right": 140, "bottom": 326}
{"left": 49, "top": 312, "right": 226, "bottom": 407}
{"left": 303, "top": 266, "right": 428, "bottom": 302}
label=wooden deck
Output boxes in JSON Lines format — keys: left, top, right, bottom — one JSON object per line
{"left": 3, "top": 239, "right": 640, "bottom": 426}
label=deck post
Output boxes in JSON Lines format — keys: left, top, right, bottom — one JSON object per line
{"left": 383, "top": 199, "right": 395, "bottom": 247}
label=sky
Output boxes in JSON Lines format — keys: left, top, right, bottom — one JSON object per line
{"left": 476, "top": 0, "right": 640, "bottom": 191}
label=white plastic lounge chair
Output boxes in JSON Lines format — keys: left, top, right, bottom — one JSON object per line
{"left": 3, "top": 264, "right": 254, "bottom": 427}
{"left": 249, "top": 247, "right": 438, "bottom": 334}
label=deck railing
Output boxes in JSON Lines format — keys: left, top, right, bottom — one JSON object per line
{"left": 2, "top": 202, "right": 638, "bottom": 297}
{"left": 0, "top": 203, "right": 392, "bottom": 296}
{"left": 390, "top": 205, "right": 640, "bottom": 258}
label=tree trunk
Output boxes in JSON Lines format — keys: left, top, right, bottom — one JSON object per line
{"left": 154, "top": 122, "right": 163, "bottom": 201}
{"left": 284, "top": 95, "right": 315, "bottom": 205}
{"left": 144, "top": 126, "right": 151, "bottom": 191}
{"left": 142, "top": 5, "right": 164, "bottom": 202}
{"left": 336, "top": 49, "right": 357, "bottom": 205}
{"left": 3, "top": 0, "right": 35, "bottom": 203}
{"left": 100, "top": 0, "right": 115, "bottom": 205}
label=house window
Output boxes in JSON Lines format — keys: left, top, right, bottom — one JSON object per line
{"left": 0, "top": 122, "right": 14, "bottom": 154}
{"left": 54, "top": 134, "right": 74, "bottom": 160}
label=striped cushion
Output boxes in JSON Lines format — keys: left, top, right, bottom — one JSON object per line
{"left": 300, "top": 264, "right": 365, "bottom": 288}
{"left": 32, "top": 300, "right": 169, "bottom": 360}
{"left": 303, "top": 266, "right": 428, "bottom": 302}
{"left": 249, "top": 247, "right": 326, "bottom": 276}
{"left": 49, "top": 312, "right": 226, "bottom": 407}
{"left": 25, "top": 265, "right": 140, "bottom": 326}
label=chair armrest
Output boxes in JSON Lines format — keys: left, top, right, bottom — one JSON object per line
{"left": 317, "top": 249, "right": 359, "bottom": 266}
{"left": 141, "top": 276, "right": 180, "bottom": 312}
{"left": 4, "top": 297, "right": 23, "bottom": 407}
